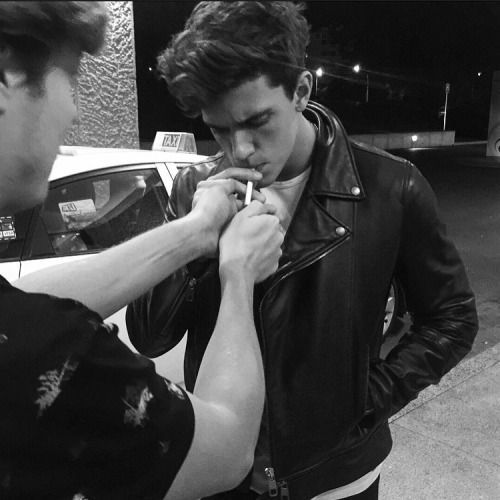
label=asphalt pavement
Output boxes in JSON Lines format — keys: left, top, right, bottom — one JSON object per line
{"left": 379, "top": 142, "right": 500, "bottom": 499}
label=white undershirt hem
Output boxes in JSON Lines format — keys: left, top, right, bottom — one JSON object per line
{"left": 310, "top": 465, "right": 382, "bottom": 500}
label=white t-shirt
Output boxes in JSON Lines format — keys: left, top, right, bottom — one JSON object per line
{"left": 260, "top": 167, "right": 311, "bottom": 231}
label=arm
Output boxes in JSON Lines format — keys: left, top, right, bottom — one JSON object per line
{"left": 126, "top": 165, "right": 266, "bottom": 357}
{"left": 364, "top": 163, "right": 478, "bottom": 424}
{"left": 166, "top": 201, "right": 283, "bottom": 499}
{"left": 7, "top": 202, "right": 280, "bottom": 499}
{"left": 14, "top": 170, "right": 263, "bottom": 321}
{"left": 15, "top": 213, "right": 216, "bottom": 319}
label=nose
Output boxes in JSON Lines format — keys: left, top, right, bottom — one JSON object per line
{"left": 231, "top": 129, "right": 254, "bottom": 165}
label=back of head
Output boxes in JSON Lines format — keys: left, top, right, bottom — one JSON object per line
{"left": 157, "top": 1, "right": 310, "bottom": 117}
{"left": 0, "top": 1, "right": 108, "bottom": 84}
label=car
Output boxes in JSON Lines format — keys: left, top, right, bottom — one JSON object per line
{"left": 0, "top": 142, "right": 208, "bottom": 383}
{"left": 383, "top": 278, "right": 406, "bottom": 338}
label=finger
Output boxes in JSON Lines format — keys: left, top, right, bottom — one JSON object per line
{"left": 198, "top": 178, "right": 247, "bottom": 198}
{"left": 251, "top": 188, "right": 266, "bottom": 203}
{"left": 241, "top": 201, "right": 278, "bottom": 217}
{"left": 235, "top": 198, "right": 244, "bottom": 211}
{"left": 211, "top": 168, "right": 263, "bottom": 183}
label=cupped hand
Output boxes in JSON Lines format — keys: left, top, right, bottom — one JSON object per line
{"left": 191, "top": 170, "right": 266, "bottom": 255}
{"left": 219, "top": 201, "right": 284, "bottom": 284}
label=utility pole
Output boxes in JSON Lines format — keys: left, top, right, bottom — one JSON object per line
{"left": 443, "top": 82, "right": 450, "bottom": 131}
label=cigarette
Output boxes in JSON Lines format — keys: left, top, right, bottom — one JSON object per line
{"left": 244, "top": 180, "right": 254, "bottom": 206}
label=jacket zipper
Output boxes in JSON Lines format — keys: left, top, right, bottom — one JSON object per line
{"left": 161, "top": 276, "right": 196, "bottom": 333}
{"left": 259, "top": 236, "right": 348, "bottom": 496}
{"left": 265, "top": 467, "right": 289, "bottom": 499}
{"left": 185, "top": 277, "right": 197, "bottom": 302}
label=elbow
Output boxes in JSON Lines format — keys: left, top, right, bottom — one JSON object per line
{"left": 222, "top": 452, "right": 254, "bottom": 491}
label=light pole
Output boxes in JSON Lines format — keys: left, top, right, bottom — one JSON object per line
{"left": 315, "top": 67, "right": 323, "bottom": 97}
{"left": 353, "top": 64, "right": 369, "bottom": 103}
{"left": 443, "top": 82, "right": 450, "bottom": 131}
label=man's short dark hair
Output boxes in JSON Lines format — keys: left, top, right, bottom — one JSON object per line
{"left": 0, "top": 1, "right": 107, "bottom": 84}
{"left": 157, "top": 1, "right": 310, "bottom": 117}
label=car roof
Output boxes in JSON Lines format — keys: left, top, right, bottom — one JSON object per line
{"left": 49, "top": 147, "right": 208, "bottom": 181}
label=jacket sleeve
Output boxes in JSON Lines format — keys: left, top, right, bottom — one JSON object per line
{"left": 125, "top": 167, "right": 201, "bottom": 358}
{"left": 364, "top": 162, "right": 478, "bottom": 424}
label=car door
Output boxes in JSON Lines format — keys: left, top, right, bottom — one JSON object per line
{"left": 19, "top": 163, "right": 186, "bottom": 382}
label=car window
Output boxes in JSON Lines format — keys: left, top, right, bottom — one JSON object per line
{"left": 0, "top": 211, "right": 32, "bottom": 262}
{"left": 26, "top": 168, "right": 169, "bottom": 259}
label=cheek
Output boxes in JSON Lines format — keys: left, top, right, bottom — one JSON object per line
{"left": 261, "top": 120, "right": 296, "bottom": 158}
{"left": 47, "top": 88, "right": 76, "bottom": 135}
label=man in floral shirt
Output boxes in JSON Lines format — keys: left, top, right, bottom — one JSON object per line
{"left": 0, "top": 2, "right": 283, "bottom": 498}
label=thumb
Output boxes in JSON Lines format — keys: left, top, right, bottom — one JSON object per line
{"left": 242, "top": 200, "right": 278, "bottom": 216}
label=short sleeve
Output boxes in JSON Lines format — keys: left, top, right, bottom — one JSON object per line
{"left": 47, "top": 324, "right": 195, "bottom": 500}
{"left": 0, "top": 279, "right": 194, "bottom": 499}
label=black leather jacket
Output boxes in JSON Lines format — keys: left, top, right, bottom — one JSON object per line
{"left": 127, "top": 102, "right": 478, "bottom": 499}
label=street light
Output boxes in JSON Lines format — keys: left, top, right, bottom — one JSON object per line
{"left": 314, "top": 67, "right": 323, "bottom": 97}
{"left": 353, "top": 64, "right": 369, "bottom": 103}
{"left": 443, "top": 82, "right": 450, "bottom": 131}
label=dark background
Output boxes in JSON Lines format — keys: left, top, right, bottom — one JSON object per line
{"left": 133, "top": 1, "right": 500, "bottom": 144}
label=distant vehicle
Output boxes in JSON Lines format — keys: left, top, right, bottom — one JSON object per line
{"left": 0, "top": 140, "right": 208, "bottom": 383}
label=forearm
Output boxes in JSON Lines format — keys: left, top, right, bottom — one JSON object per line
{"left": 194, "top": 270, "right": 265, "bottom": 451}
{"left": 14, "top": 212, "right": 210, "bottom": 319}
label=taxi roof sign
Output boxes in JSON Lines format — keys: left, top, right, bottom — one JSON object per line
{"left": 152, "top": 132, "right": 197, "bottom": 154}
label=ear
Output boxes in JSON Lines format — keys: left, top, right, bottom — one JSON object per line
{"left": 0, "top": 45, "right": 8, "bottom": 114}
{"left": 0, "top": 69, "right": 8, "bottom": 116}
{"left": 0, "top": 45, "right": 26, "bottom": 115}
{"left": 293, "top": 71, "right": 313, "bottom": 112}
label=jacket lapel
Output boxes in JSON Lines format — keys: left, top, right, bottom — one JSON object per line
{"left": 281, "top": 102, "right": 366, "bottom": 266}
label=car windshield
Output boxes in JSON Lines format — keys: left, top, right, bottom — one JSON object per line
{"left": 28, "top": 168, "right": 169, "bottom": 258}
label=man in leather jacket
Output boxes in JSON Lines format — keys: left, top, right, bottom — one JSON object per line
{"left": 126, "top": 2, "right": 478, "bottom": 499}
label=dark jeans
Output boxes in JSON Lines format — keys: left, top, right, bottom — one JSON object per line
{"left": 204, "top": 475, "right": 380, "bottom": 500}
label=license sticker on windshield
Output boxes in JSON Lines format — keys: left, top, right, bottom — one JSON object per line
{"left": 59, "top": 199, "right": 97, "bottom": 230}
{"left": 0, "top": 216, "right": 16, "bottom": 241}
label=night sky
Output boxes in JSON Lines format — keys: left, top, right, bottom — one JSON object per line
{"left": 133, "top": 1, "right": 500, "bottom": 143}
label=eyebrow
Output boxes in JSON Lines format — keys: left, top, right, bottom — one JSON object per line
{"left": 204, "top": 108, "right": 272, "bottom": 129}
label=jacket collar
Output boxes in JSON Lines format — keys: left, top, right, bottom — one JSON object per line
{"left": 305, "top": 101, "right": 366, "bottom": 200}
{"left": 212, "top": 101, "right": 366, "bottom": 200}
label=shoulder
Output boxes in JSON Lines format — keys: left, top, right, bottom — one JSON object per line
{"left": 0, "top": 283, "right": 103, "bottom": 362}
{"left": 347, "top": 140, "right": 435, "bottom": 209}
{"left": 168, "top": 152, "right": 228, "bottom": 218}
{"left": 349, "top": 139, "right": 412, "bottom": 171}
{"left": 174, "top": 152, "right": 227, "bottom": 191}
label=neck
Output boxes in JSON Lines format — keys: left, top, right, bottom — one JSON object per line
{"left": 277, "top": 114, "right": 316, "bottom": 181}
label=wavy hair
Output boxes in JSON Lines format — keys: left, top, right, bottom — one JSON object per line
{"left": 0, "top": 2, "right": 107, "bottom": 84}
{"left": 157, "top": 1, "right": 310, "bottom": 117}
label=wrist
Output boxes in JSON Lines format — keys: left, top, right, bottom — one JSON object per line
{"left": 219, "top": 261, "right": 255, "bottom": 289}
{"left": 185, "top": 210, "right": 219, "bottom": 256}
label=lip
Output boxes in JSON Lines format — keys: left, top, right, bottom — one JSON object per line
{"left": 252, "top": 163, "right": 266, "bottom": 172}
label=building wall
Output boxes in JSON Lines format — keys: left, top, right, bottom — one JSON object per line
{"left": 64, "top": 1, "right": 139, "bottom": 149}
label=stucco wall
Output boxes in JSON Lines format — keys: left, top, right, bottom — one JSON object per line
{"left": 64, "top": 1, "right": 139, "bottom": 149}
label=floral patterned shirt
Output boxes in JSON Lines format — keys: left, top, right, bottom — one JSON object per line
{"left": 0, "top": 275, "right": 194, "bottom": 499}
